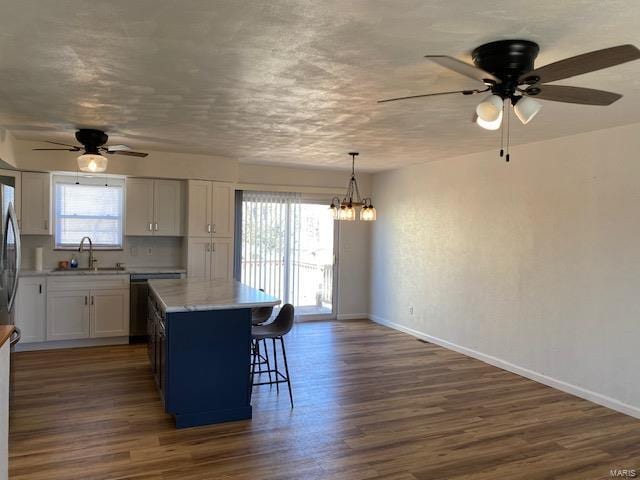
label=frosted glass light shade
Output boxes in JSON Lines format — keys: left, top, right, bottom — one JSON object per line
{"left": 77, "top": 154, "right": 108, "bottom": 173}
{"left": 329, "top": 204, "right": 339, "bottom": 220}
{"left": 338, "top": 205, "right": 355, "bottom": 221}
{"left": 476, "top": 109, "right": 503, "bottom": 130}
{"left": 514, "top": 96, "right": 542, "bottom": 124}
{"left": 360, "top": 206, "right": 377, "bottom": 221}
{"left": 476, "top": 94, "right": 503, "bottom": 122}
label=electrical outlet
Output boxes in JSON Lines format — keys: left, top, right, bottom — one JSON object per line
{"left": 130, "top": 247, "right": 138, "bottom": 257}
{"left": 409, "top": 306, "right": 414, "bottom": 315}
{"left": 147, "top": 247, "right": 153, "bottom": 256}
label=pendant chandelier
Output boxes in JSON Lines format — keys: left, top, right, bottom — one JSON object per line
{"left": 329, "top": 152, "right": 376, "bottom": 221}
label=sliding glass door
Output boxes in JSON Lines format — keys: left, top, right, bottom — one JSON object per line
{"left": 237, "top": 191, "right": 336, "bottom": 318}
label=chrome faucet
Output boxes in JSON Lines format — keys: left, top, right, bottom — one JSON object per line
{"left": 78, "top": 236, "right": 96, "bottom": 270}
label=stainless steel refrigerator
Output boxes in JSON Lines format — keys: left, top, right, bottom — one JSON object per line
{"left": 0, "top": 174, "right": 21, "bottom": 350}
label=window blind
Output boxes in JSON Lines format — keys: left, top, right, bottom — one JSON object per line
{"left": 54, "top": 179, "right": 124, "bottom": 249}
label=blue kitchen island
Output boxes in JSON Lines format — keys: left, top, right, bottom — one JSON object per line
{"left": 147, "top": 278, "right": 280, "bottom": 428}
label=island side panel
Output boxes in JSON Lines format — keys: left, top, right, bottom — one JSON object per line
{"left": 165, "top": 308, "right": 252, "bottom": 428}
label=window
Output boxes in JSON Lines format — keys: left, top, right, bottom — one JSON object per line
{"left": 54, "top": 176, "right": 124, "bottom": 249}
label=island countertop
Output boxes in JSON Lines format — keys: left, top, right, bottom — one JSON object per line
{"left": 148, "top": 278, "right": 280, "bottom": 313}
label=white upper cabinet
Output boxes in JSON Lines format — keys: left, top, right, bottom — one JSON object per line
{"left": 0, "top": 169, "right": 21, "bottom": 226}
{"left": 211, "top": 184, "right": 234, "bottom": 237}
{"left": 186, "top": 180, "right": 211, "bottom": 237}
{"left": 125, "top": 178, "right": 154, "bottom": 236}
{"left": 186, "top": 181, "right": 234, "bottom": 237}
{"left": 126, "top": 178, "right": 184, "bottom": 236}
{"left": 21, "top": 172, "right": 51, "bottom": 235}
{"left": 154, "top": 180, "right": 184, "bottom": 236}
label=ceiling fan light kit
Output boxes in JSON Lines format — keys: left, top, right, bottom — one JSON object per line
{"left": 329, "top": 152, "right": 377, "bottom": 222}
{"left": 77, "top": 153, "right": 108, "bottom": 173}
{"left": 379, "top": 40, "right": 640, "bottom": 160}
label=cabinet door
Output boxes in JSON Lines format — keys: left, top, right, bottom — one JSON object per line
{"left": 21, "top": 172, "right": 51, "bottom": 235}
{"left": 186, "top": 237, "right": 211, "bottom": 280}
{"left": 125, "top": 178, "right": 154, "bottom": 236}
{"left": 187, "top": 180, "right": 212, "bottom": 237}
{"left": 14, "top": 277, "right": 46, "bottom": 343}
{"left": 153, "top": 180, "right": 184, "bottom": 236}
{"left": 91, "top": 289, "right": 129, "bottom": 337}
{"left": 211, "top": 237, "right": 233, "bottom": 281}
{"left": 0, "top": 169, "right": 21, "bottom": 227}
{"left": 46, "top": 290, "right": 90, "bottom": 340}
{"left": 211, "top": 183, "right": 234, "bottom": 237}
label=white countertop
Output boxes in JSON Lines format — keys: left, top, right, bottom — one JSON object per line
{"left": 148, "top": 278, "right": 281, "bottom": 313}
{"left": 21, "top": 267, "right": 186, "bottom": 277}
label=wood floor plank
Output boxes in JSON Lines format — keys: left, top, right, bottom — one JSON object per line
{"left": 9, "top": 319, "right": 640, "bottom": 479}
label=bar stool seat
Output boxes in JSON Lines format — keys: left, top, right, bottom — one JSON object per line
{"left": 250, "top": 304, "right": 294, "bottom": 408}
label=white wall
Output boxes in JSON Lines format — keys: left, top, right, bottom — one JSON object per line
{"left": 370, "top": 122, "right": 640, "bottom": 417}
{"left": 0, "top": 128, "right": 17, "bottom": 169}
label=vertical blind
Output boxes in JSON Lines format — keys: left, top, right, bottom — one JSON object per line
{"left": 54, "top": 178, "right": 124, "bottom": 248}
{"left": 240, "top": 191, "right": 301, "bottom": 303}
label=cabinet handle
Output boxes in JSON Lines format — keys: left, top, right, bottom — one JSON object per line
{"left": 154, "top": 223, "right": 158, "bottom": 231}
{"left": 213, "top": 224, "right": 216, "bottom": 234}
{"left": 149, "top": 223, "right": 153, "bottom": 231}
{"left": 206, "top": 243, "right": 210, "bottom": 252}
{"left": 85, "top": 296, "right": 88, "bottom": 305}
{"left": 39, "top": 284, "right": 42, "bottom": 294}
{"left": 212, "top": 242, "right": 215, "bottom": 252}
{"left": 91, "top": 296, "right": 94, "bottom": 305}
{"left": 44, "top": 219, "right": 48, "bottom": 230}
{"left": 207, "top": 224, "right": 211, "bottom": 233}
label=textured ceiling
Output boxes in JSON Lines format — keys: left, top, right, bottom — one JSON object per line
{"left": 0, "top": 0, "right": 639, "bottom": 171}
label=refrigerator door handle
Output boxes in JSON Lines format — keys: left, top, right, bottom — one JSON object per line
{"left": 6, "top": 203, "right": 20, "bottom": 312}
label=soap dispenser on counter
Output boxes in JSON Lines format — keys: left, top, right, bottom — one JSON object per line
{"left": 70, "top": 254, "right": 79, "bottom": 269}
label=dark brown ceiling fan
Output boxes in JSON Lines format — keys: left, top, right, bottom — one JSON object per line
{"left": 378, "top": 41, "right": 640, "bottom": 160}
{"left": 32, "top": 129, "right": 149, "bottom": 157}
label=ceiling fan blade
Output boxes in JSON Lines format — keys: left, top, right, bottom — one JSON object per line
{"left": 528, "top": 84, "right": 622, "bottom": 105}
{"left": 111, "top": 150, "right": 148, "bottom": 157}
{"left": 44, "top": 140, "right": 80, "bottom": 148}
{"left": 32, "top": 148, "right": 79, "bottom": 151}
{"left": 378, "top": 88, "right": 485, "bottom": 104}
{"left": 520, "top": 44, "right": 640, "bottom": 84}
{"left": 105, "top": 144, "right": 131, "bottom": 152}
{"left": 425, "top": 55, "right": 498, "bottom": 83}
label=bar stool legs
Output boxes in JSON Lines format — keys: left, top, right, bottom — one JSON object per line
{"left": 250, "top": 336, "right": 293, "bottom": 408}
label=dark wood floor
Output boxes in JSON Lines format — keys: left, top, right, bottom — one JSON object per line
{"left": 9, "top": 319, "right": 640, "bottom": 479}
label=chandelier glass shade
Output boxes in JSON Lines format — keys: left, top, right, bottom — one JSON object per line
{"left": 329, "top": 152, "right": 376, "bottom": 222}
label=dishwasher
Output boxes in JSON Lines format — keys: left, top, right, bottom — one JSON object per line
{"left": 130, "top": 272, "right": 182, "bottom": 342}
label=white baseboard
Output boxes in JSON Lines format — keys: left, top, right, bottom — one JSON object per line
{"left": 15, "top": 337, "right": 130, "bottom": 352}
{"left": 337, "top": 313, "right": 370, "bottom": 320}
{"left": 369, "top": 314, "right": 640, "bottom": 419}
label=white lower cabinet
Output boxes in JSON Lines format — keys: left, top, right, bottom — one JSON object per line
{"left": 91, "top": 290, "right": 129, "bottom": 337}
{"left": 15, "top": 276, "right": 46, "bottom": 343}
{"left": 46, "top": 276, "right": 130, "bottom": 342}
{"left": 46, "top": 290, "right": 90, "bottom": 340}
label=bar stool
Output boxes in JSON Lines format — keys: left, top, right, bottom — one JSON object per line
{"left": 250, "top": 304, "right": 294, "bottom": 408}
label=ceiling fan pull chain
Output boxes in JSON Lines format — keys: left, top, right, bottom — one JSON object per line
{"left": 505, "top": 98, "right": 511, "bottom": 162}
{"left": 499, "top": 100, "right": 505, "bottom": 158}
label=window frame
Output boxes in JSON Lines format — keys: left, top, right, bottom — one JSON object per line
{"left": 53, "top": 174, "right": 126, "bottom": 251}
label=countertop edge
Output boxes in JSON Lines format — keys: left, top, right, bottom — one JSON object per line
{"left": 165, "top": 300, "right": 281, "bottom": 313}
{"left": 21, "top": 267, "right": 187, "bottom": 277}
{"left": 0, "top": 325, "right": 15, "bottom": 349}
